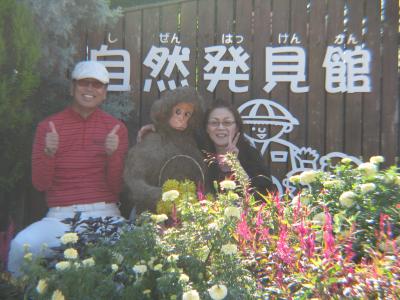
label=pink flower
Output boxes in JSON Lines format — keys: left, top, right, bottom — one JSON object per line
{"left": 323, "top": 208, "right": 336, "bottom": 259}
{"left": 236, "top": 213, "right": 252, "bottom": 241}
{"left": 277, "top": 224, "right": 295, "bottom": 265}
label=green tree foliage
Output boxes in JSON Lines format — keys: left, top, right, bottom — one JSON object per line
{"left": 0, "top": 0, "right": 40, "bottom": 192}
{"left": 21, "top": 0, "right": 122, "bottom": 78}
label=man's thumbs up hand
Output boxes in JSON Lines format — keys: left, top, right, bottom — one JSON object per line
{"left": 105, "top": 124, "right": 120, "bottom": 156}
{"left": 45, "top": 121, "right": 59, "bottom": 156}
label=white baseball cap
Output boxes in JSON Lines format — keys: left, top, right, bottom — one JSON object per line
{"left": 71, "top": 60, "right": 110, "bottom": 84}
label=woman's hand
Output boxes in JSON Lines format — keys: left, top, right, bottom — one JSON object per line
{"left": 224, "top": 131, "right": 240, "bottom": 155}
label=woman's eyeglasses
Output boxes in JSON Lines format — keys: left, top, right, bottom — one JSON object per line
{"left": 208, "top": 120, "right": 236, "bottom": 128}
{"left": 75, "top": 79, "right": 105, "bottom": 89}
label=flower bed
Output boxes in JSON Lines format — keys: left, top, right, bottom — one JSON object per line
{"left": 2, "top": 155, "right": 400, "bottom": 299}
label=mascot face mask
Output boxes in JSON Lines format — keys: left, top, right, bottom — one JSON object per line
{"left": 168, "top": 102, "right": 194, "bottom": 131}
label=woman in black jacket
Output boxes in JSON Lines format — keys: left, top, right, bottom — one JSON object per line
{"left": 200, "top": 100, "right": 273, "bottom": 196}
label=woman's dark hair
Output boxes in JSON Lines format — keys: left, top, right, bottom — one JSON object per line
{"left": 201, "top": 99, "right": 246, "bottom": 152}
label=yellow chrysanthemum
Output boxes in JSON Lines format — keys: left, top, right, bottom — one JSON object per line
{"left": 36, "top": 279, "right": 48, "bottom": 294}
{"left": 60, "top": 232, "right": 79, "bottom": 244}
{"left": 182, "top": 289, "right": 200, "bottom": 300}
{"left": 82, "top": 257, "right": 95, "bottom": 267}
{"left": 360, "top": 183, "right": 376, "bottom": 194}
{"left": 221, "top": 243, "right": 237, "bottom": 255}
{"left": 220, "top": 180, "right": 236, "bottom": 190}
{"left": 339, "top": 191, "right": 357, "bottom": 208}
{"left": 64, "top": 248, "right": 78, "bottom": 260}
{"left": 369, "top": 155, "right": 384, "bottom": 164}
{"left": 224, "top": 206, "right": 241, "bottom": 218}
{"left": 51, "top": 289, "right": 65, "bottom": 300}
{"left": 133, "top": 264, "right": 147, "bottom": 274}
{"left": 179, "top": 273, "right": 190, "bottom": 283}
{"left": 55, "top": 261, "right": 71, "bottom": 271}
{"left": 299, "top": 170, "right": 318, "bottom": 185}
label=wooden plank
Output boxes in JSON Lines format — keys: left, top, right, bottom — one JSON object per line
{"left": 252, "top": 0, "right": 272, "bottom": 99}
{"left": 344, "top": 0, "right": 364, "bottom": 157}
{"left": 381, "top": 0, "right": 399, "bottom": 165}
{"left": 160, "top": 4, "right": 180, "bottom": 91}
{"left": 103, "top": 17, "right": 125, "bottom": 89}
{"left": 288, "top": 0, "right": 308, "bottom": 151}
{"left": 362, "top": 0, "right": 381, "bottom": 159}
{"left": 197, "top": 0, "right": 216, "bottom": 106}
{"left": 269, "top": 0, "right": 291, "bottom": 181}
{"left": 232, "top": 0, "right": 253, "bottom": 110}
{"left": 125, "top": 10, "right": 143, "bottom": 138}
{"left": 87, "top": 26, "right": 106, "bottom": 57}
{"left": 307, "top": 0, "right": 327, "bottom": 155}
{"left": 141, "top": 7, "right": 161, "bottom": 126}
{"left": 325, "top": 0, "right": 345, "bottom": 154}
{"left": 214, "top": 0, "right": 234, "bottom": 104}
{"left": 250, "top": 0, "right": 272, "bottom": 176}
{"left": 74, "top": 30, "right": 88, "bottom": 63}
{"left": 180, "top": 1, "right": 198, "bottom": 88}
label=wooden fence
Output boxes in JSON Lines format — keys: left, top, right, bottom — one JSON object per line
{"left": 80, "top": 0, "right": 399, "bottom": 170}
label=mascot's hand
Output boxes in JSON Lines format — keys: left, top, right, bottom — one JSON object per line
{"left": 105, "top": 124, "right": 120, "bottom": 156}
{"left": 137, "top": 124, "right": 156, "bottom": 143}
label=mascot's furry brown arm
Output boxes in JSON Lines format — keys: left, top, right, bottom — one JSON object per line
{"left": 124, "top": 87, "right": 206, "bottom": 214}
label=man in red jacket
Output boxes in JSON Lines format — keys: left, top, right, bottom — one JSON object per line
{"left": 8, "top": 60, "right": 129, "bottom": 276}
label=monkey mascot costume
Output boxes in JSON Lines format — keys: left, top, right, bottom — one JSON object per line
{"left": 124, "top": 87, "right": 207, "bottom": 215}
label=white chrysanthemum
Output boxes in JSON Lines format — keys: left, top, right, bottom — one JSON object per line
{"left": 323, "top": 180, "right": 343, "bottom": 189}
{"left": 154, "top": 263, "right": 163, "bottom": 271}
{"left": 36, "top": 279, "right": 48, "bottom": 294}
{"left": 182, "top": 289, "right": 200, "bottom": 300}
{"left": 291, "top": 194, "right": 312, "bottom": 206}
{"left": 23, "top": 243, "right": 31, "bottom": 251}
{"left": 151, "top": 214, "right": 168, "bottom": 223}
{"left": 208, "top": 284, "right": 228, "bottom": 300}
{"left": 55, "top": 261, "right": 71, "bottom": 271}
{"left": 357, "top": 162, "right": 378, "bottom": 176}
{"left": 60, "top": 232, "right": 79, "bottom": 244}
{"left": 221, "top": 243, "right": 237, "bottom": 255}
{"left": 24, "top": 252, "right": 33, "bottom": 260}
{"left": 369, "top": 155, "right": 384, "bottom": 164}
{"left": 64, "top": 248, "right": 78, "bottom": 260}
{"left": 51, "top": 289, "right": 65, "bottom": 300}
{"left": 111, "top": 264, "right": 118, "bottom": 272}
{"left": 312, "top": 212, "right": 326, "bottom": 225}
{"left": 208, "top": 223, "right": 219, "bottom": 230}
{"left": 162, "top": 190, "right": 180, "bottom": 202}
{"left": 220, "top": 180, "right": 236, "bottom": 190}
{"left": 167, "top": 254, "right": 179, "bottom": 262}
{"left": 133, "top": 264, "right": 148, "bottom": 274}
{"left": 179, "top": 273, "right": 190, "bottom": 283}
{"left": 289, "top": 174, "right": 301, "bottom": 184}
{"left": 360, "top": 183, "right": 376, "bottom": 194}
{"left": 227, "top": 192, "right": 240, "bottom": 201}
{"left": 339, "top": 191, "right": 357, "bottom": 208}
{"left": 299, "top": 170, "right": 318, "bottom": 185}
{"left": 82, "top": 257, "right": 95, "bottom": 267}
{"left": 341, "top": 157, "right": 352, "bottom": 164}
{"left": 224, "top": 206, "right": 241, "bottom": 218}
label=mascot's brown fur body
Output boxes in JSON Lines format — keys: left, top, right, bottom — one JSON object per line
{"left": 124, "top": 87, "right": 206, "bottom": 214}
